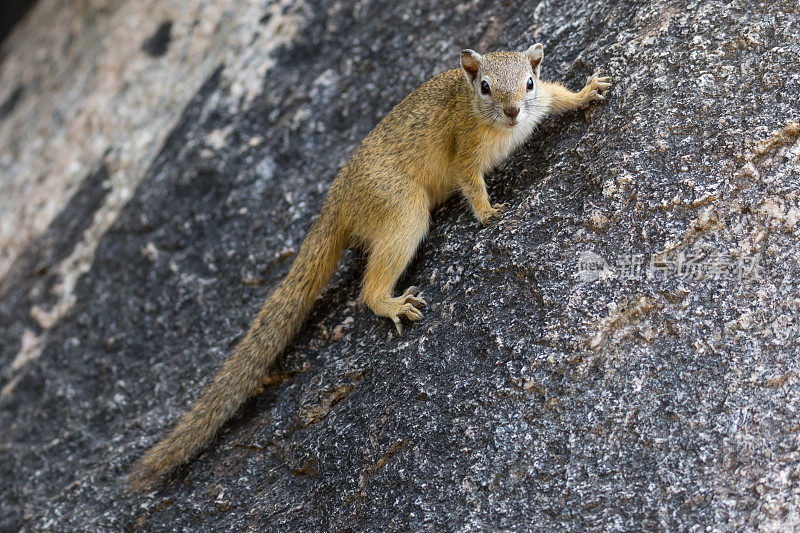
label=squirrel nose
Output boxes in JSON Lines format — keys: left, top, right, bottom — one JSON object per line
{"left": 503, "top": 106, "right": 520, "bottom": 119}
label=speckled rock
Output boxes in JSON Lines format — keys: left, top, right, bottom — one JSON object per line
{"left": 1, "top": 0, "right": 799, "bottom": 530}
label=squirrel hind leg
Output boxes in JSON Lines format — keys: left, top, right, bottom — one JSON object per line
{"left": 360, "top": 212, "right": 430, "bottom": 334}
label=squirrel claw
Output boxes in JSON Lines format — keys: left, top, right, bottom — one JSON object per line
{"left": 595, "top": 76, "right": 612, "bottom": 88}
{"left": 480, "top": 203, "right": 507, "bottom": 225}
{"left": 391, "top": 304, "right": 423, "bottom": 335}
{"left": 389, "top": 286, "right": 426, "bottom": 334}
{"left": 582, "top": 73, "right": 611, "bottom": 107}
{"left": 401, "top": 286, "right": 426, "bottom": 307}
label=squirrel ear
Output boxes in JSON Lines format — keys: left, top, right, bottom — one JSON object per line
{"left": 525, "top": 43, "right": 543, "bottom": 78}
{"left": 460, "top": 49, "right": 482, "bottom": 82}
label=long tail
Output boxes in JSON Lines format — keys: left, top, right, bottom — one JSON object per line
{"left": 128, "top": 208, "right": 345, "bottom": 491}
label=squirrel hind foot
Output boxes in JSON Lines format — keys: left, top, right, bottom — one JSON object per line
{"left": 367, "top": 286, "right": 427, "bottom": 335}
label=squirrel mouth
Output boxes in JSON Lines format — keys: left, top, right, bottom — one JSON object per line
{"left": 504, "top": 119, "right": 518, "bottom": 128}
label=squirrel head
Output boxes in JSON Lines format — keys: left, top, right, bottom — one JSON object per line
{"left": 460, "top": 44, "right": 544, "bottom": 130}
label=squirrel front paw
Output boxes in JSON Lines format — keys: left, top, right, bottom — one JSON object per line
{"left": 581, "top": 73, "right": 612, "bottom": 108}
{"left": 477, "top": 202, "right": 507, "bottom": 225}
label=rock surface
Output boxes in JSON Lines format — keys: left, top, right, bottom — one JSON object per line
{"left": 1, "top": 0, "right": 799, "bottom": 530}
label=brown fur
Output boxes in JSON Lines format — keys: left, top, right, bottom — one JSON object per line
{"left": 128, "top": 45, "right": 611, "bottom": 491}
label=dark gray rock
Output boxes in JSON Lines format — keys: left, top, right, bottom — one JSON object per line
{"left": 2, "top": 0, "right": 799, "bottom": 530}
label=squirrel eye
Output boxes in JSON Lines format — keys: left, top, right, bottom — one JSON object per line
{"left": 480, "top": 80, "right": 491, "bottom": 95}
{"left": 526, "top": 77, "right": 534, "bottom": 91}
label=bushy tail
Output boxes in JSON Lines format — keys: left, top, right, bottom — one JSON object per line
{"left": 128, "top": 210, "right": 345, "bottom": 491}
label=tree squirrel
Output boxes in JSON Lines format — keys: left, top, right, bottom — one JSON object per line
{"left": 128, "top": 44, "right": 611, "bottom": 491}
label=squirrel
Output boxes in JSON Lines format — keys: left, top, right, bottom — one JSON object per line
{"left": 128, "top": 44, "right": 611, "bottom": 491}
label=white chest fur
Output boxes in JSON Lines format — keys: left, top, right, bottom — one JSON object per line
{"left": 476, "top": 102, "right": 548, "bottom": 174}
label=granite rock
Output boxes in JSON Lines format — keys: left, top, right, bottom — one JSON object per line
{"left": 1, "top": 0, "right": 799, "bottom": 530}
